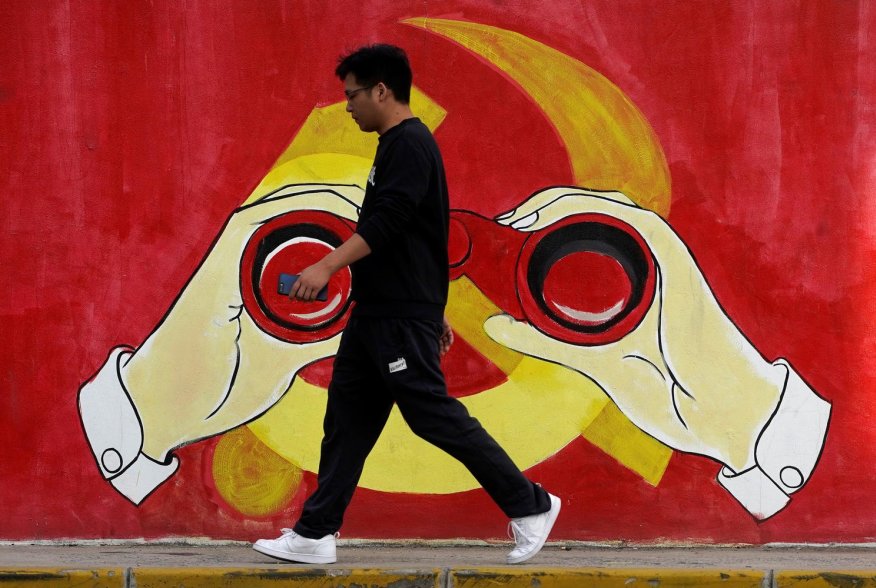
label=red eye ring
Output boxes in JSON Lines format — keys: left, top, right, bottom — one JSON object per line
{"left": 240, "top": 210, "right": 355, "bottom": 343}
{"left": 516, "top": 213, "right": 656, "bottom": 346}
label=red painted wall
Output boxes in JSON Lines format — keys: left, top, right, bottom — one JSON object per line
{"left": 2, "top": 0, "right": 875, "bottom": 543}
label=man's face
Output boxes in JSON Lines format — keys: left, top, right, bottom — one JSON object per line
{"left": 343, "top": 73, "right": 380, "bottom": 133}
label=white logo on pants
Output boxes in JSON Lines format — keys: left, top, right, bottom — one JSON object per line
{"left": 388, "top": 357, "right": 407, "bottom": 373}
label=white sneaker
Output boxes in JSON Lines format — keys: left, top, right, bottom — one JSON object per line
{"left": 253, "top": 528, "right": 337, "bottom": 564}
{"left": 506, "top": 493, "right": 561, "bottom": 564}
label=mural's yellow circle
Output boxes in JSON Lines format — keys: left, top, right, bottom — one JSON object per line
{"left": 212, "top": 427, "right": 303, "bottom": 517}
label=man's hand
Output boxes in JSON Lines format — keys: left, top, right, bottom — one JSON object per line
{"left": 290, "top": 262, "right": 333, "bottom": 301}
{"left": 439, "top": 316, "right": 454, "bottom": 357}
{"left": 290, "top": 232, "right": 372, "bottom": 301}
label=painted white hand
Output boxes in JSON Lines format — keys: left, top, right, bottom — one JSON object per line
{"left": 484, "top": 187, "right": 830, "bottom": 518}
{"left": 78, "top": 184, "right": 362, "bottom": 503}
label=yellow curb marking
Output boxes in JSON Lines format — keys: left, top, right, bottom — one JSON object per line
{"left": 450, "top": 567, "right": 765, "bottom": 587}
{"left": 0, "top": 568, "right": 124, "bottom": 588}
{"left": 774, "top": 570, "right": 876, "bottom": 587}
{"left": 129, "top": 567, "right": 443, "bottom": 588}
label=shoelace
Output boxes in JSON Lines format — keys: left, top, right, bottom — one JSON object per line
{"left": 507, "top": 520, "right": 532, "bottom": 547}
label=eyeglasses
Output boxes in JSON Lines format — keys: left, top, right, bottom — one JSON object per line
{"left": 344, "top": 85, "right": 374, "bottom": 101}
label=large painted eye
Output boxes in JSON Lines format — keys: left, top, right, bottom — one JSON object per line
{"left": 240, "top": 210, "right": 355, "bottom": 343}
{"left": 517, "top": 214, "right": 656, "bottom": 346}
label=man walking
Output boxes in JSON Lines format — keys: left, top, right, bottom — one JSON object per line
{"left": 253, "top": 44, "right": 560, "bottom": 565}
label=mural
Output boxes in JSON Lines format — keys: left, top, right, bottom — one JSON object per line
{"left": 3, "top": 1, "right": 874, "bottom": 543}
{"left": 77, "top": 18, "right": 831, "bottom": 522}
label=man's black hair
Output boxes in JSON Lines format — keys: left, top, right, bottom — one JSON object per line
{"left": 335, "top": 44, "right": 412, "bottom": 104}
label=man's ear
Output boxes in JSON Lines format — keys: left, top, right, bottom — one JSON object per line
{"left": 376, "top": 82, "right": 388, "bottom": 101}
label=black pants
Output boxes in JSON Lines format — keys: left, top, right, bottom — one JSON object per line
{"left": 293, "top": 316, "right": 551, "bottom": 538}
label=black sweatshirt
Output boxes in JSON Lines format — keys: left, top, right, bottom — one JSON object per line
{"left": 351, "top": 117, "right": 449, "bottom": 323}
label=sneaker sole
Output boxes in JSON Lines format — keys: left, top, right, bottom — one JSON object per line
{"left": 252, "top": 542, "right": 336, "bottom": 564}
{"left": 506, "top": 494, "right": 562, "bottom": 564}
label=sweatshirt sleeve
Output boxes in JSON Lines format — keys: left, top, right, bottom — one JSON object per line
{"left": 356, "top": 134, "right": 431, "bottom": 252}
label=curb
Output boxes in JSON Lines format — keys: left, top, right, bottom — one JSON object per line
{"left": 774, "top": 571, "right": 876, "bottom": 587}
{"left": 449, "top": 568, "right": 765, "bottom": 586}
{"left": 0, "top": 569, "right": 125, "bottom": 587}
{"left": 2, "top": 567, "right": 876, "bottom": 587}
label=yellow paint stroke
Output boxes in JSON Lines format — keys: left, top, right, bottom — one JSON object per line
{"left": 445, "top": 277, "right": 523, "bottom": 375}
{"left": 245, "top": 152, "right": 373, "bottom": 207}
{"left": 247, "top": 87, "right": 446, "bottom": 202}
{"left": 403, "top": 17, "right": 671, "bottom": 217}
{"left": 583, "top": 401, "right": 671, "bottom": 486}
{"left": 212, "top": 427, "right": 303, "bottom": 517}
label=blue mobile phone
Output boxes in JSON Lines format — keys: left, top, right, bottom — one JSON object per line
{"left": 278, "top": 273, "right": 328, "bottom": 301}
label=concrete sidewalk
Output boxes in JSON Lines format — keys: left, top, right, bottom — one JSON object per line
{"left": 1, "top": 542, "right": 875, "bottom": 586}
